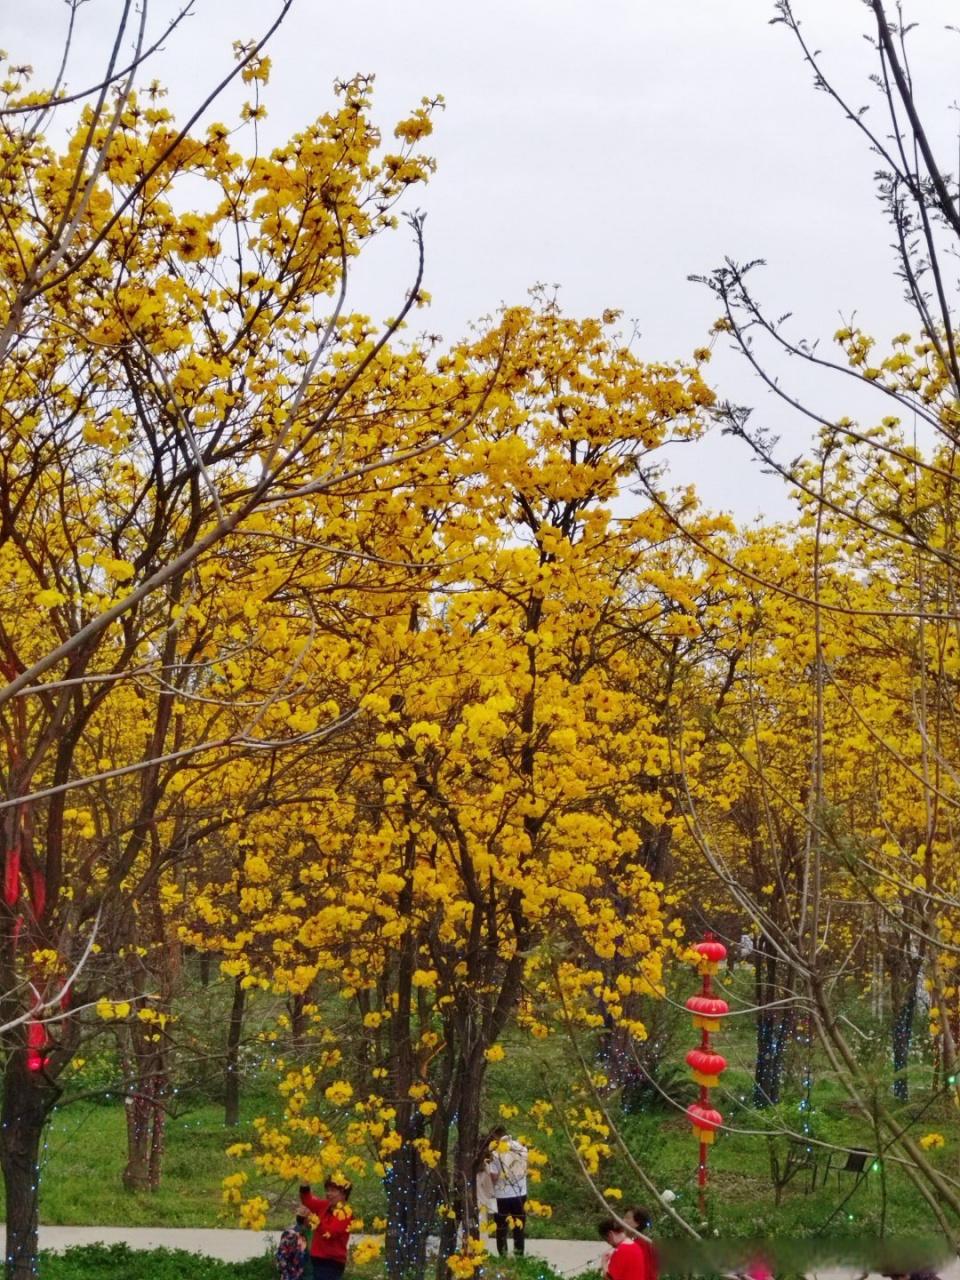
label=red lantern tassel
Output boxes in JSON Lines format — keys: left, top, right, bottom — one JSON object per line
{"left": 27, "top": 1021, "right": 46, "bottom": 1072}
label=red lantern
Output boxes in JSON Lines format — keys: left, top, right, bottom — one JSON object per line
{"left": 685, "top": 1048, "right": 728, "bottom": 1086}
{"left": 687, "top": 1102, "right": 723, "bottom": 1144}
{"left": 685, "top": 994, "right": 729, "bottom": 1031}
{"left": 692, "top": 939, "right": 727, "bottom": 973}
{"left": 687, "top": 935, "right": 727, "bottom": 1209}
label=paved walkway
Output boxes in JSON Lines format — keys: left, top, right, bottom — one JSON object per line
{"left": 31, "top": 1226, "right": 960, "bottom": 1279}
{"left": 34, "top": 1225, "right": 608, "bottom": 1271}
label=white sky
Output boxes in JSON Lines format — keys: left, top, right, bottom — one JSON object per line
{"left": 8, "top": 0, "right": 960, "bottom": 520}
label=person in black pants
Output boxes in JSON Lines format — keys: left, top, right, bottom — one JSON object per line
{"left": 483, "top": 1127, "right": 529, "bottom": 1257}
{"left": 495, "top": 1194, "right": 527, "bottom": 1257}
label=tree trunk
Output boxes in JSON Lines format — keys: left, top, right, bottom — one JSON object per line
{"left": 122, "top": 1085, "right": 152, "bottom": 1191}
{"left": 886, "top": 935, "right": 921, "bottom": 1102}
{"left": 224, "top": 975, "right": 246, "bottom": 1127}
{"left": 290, "top": 992, "right": 307, "bottom": 1048}
{"left": 385, "top": 1138, "right": 437, "bottom": 1280}
{"left": 639, "top": 818, "right": 673, "bottom": 880}
{"left": 753, "top": 936, "right": 795, "bottom": 1107}
{"left": 383, "top": 823, "right": 441, "bottom": 1280}
{"left": 754, "top": 1010, "right": 792, "bottom": 1107}
{"left": 599, "top": 1013, "right": 646, "bottom": 1104}
{"left": 434, "top": 1205, "right": 459, "bottom": 1280}
{"left": 148, "top": 1061, "right": 167, "bottom": 1192}
{"left": 120, "top": 985, "right": 171, "bottom": 1191}
{"left": 1, "top": 1052, "right": 59, "bottom": 1280}
{"left": 892, "top": 988, "right": 917, "bottom": 1101}
{"left": 451, "top": 1053, "right": 485, "bottom": 1243}
{"left": 122, "top": 1052, "right": 168, "bottom": 1191}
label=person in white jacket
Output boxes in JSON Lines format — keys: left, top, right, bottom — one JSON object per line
{"left": 475, "top": 1162, "right": 496, "bottom": 1241}
{"left": 484, "top": 1127, "right": 529, "bottom": 1256}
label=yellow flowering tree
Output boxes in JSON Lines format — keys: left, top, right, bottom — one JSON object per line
{"left": 672, "top": 0, "right": 960, "bottom": 1235}
{"left": 196, "top": 298, "right": 725, "bottom": 1277}
{"left": 0, "top": 15, "right": 472, "bottom": 1273}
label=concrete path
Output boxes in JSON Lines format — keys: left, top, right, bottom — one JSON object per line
{"left": 34, "top": 1225, "right": 607, "bottom": 1270}
{"left": 31, "top": 1225, "right": 960, "bottom": 1279}
{"left": 37, "top": 1224, "right": 276, "bottom": 1263}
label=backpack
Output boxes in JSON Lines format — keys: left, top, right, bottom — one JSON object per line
{"left": 499, "top": 1143, "right": 527, "bottom": 1186}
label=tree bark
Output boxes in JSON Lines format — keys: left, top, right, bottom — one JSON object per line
{"left": 885, "top": 932, "right": 922, "bottom": 1102}
{"left": 121, "top": 1047, "right": 167, "bottom": 1192}
{"left": 437, "top": 1049, "right": 488, "bottom": 1280}
{"left": 1, "top": 1052, "right": 60, "bottom": 1280}
{"left": 753, "top": 936, "right": 795, "bottom": 1107}
{"left": 385, "top": 1138, "right": 437, "bottom": 1280}
{"left": 122, "top": 1084, "right": 152, "bottom": 1191}
{"left": 224, "top": 975, "right": 246, "bottom": 1127}
{"left": 384, "top": 848, "right": 439, "bottom": 1280}
{"left": 892, "top": 988, "right": 917, "bottom": 1101}
{"left": 148, "top": 1078, "right": 166, "bottom": 1191}
{"left": 290, "top": 992, "right": 307, "bottom": 1048}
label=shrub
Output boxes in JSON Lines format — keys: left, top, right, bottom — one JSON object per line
{"left": 39, "top": 1243, "right": 272, "bottom": 1279}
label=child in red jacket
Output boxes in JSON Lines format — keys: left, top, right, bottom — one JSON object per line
{"left": 299, "top": 1177, "right": 353, "bottom": 1280}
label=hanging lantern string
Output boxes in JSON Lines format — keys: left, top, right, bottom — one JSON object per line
{"left": 687, "top": 937, "right": 728, "bottom": 1215}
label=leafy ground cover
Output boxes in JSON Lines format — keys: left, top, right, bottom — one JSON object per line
{"left": 36, "top": 1245, "right": 564, "bottom": 1280}
{"left": 38, "top": 1243, "right": 272, "bottom": 1280}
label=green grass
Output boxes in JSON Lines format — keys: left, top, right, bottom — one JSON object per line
{"left": 38, "top": 1093, "right": 278, "bottom": 1227}
{"left": 21, "top": 966, "right": 960, "bottom": 1244}
{"left": 478, "top": 965, "right": 957, "bottom": 1241}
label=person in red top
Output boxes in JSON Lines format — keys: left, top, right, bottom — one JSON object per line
{"left": 299, "top": 1177, "right": 353, "bottom": 1280}
{"left": 598, "top": 1218, "right": 654, "bottom": 1280}
{"left": 623, "top": 1207, "right": 657, "bottom": 1280}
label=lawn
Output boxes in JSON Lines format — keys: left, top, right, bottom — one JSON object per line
{"left": 38, "top": 1097, "right": 267, "bottom": 1228}
{"left": 21, "top": 966, "right": 958, "bottom": 1246}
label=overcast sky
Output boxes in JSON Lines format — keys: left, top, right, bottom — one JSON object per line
{"left": 8, "top": 0, "right": 960, "bottom": 520}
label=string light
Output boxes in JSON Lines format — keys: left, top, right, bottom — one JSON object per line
{"left": 795, "top": 1011, "right": 813, "bottom": 1142}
